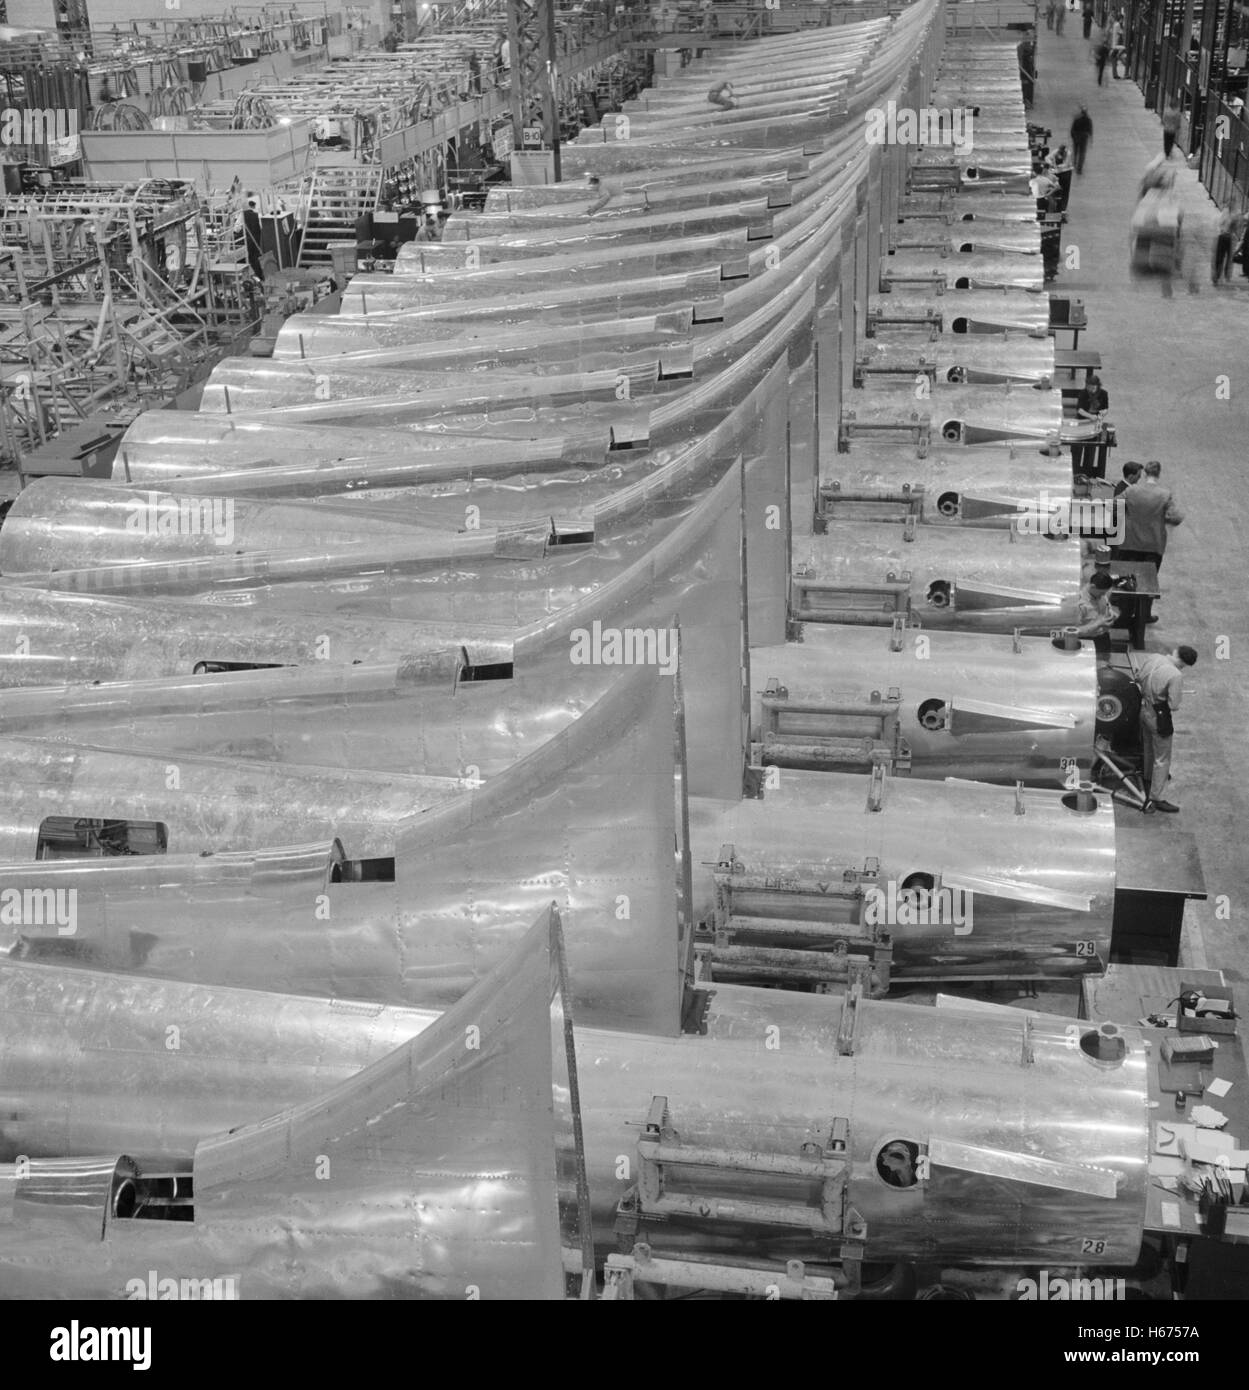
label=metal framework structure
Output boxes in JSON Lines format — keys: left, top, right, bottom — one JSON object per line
{"left": 0, "top": 180, "right": 254, "bottom": 467}
{"left": 508, "top": 0, "right": 561, "bottom": 175}
{"left": 54, "top": 0, "right": 92, "bottom": 55}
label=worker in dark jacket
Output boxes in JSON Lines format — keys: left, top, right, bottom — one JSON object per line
{"left": 1017, "top": 35, "right": 1036, "bottom": 107}
{"left": 1111, "top": 460, "right": 1143, "bottom": 497}
{"left": 1070, "top": 105, "right": 1093, "bottom": 174}
{"left": 241, "top": 194, "right": 265, "bottom": 280}
{"left": 1051, "top": 145, "right": 1074, "bottom": 212}
{"left": 1071, "top": 374, "right": 1109, "bottom": 475}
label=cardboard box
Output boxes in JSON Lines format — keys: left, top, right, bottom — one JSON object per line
{"left": 1177, "top": 983, "right": 1237, "bottom": 1037}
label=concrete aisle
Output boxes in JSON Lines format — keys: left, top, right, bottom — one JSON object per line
{"left": 1020, "top": 22, "right": 1249, "bottom": 986}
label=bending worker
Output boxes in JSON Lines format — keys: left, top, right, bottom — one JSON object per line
{"left": 1135, "top": 644, "right": 1198, "bottom": 813}
{"left": 707, "top": 81, "right": 736, "bottom": 110}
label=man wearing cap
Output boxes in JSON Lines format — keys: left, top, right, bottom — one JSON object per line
{"left": 1135, "top": 645, "right": 1197, "bottom": 812}
{"left": 1074, "top": 570, "right": 1117, "bottom": 655}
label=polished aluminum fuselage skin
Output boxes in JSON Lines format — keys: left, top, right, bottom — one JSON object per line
{"left": 0, "top": 960, "right": 1148, "bottom": 1268}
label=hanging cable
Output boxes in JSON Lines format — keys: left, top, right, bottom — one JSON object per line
{"left": 229, "top": 93, "right": 276, "bottom": 129}
{"left": 84, "top": 100, "right": 152, "bottom": 131}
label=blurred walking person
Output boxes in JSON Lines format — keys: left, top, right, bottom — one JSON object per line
{"left": 1070, "top": 105, "right": 1093, "bottom": 174}
{"left": 1162, "top": 98, "right": 1181, "bottom": 158}
{"left": 1094, "top": 32, "right": 1111, "bottom": 85}
{"left": 1045, "top": 0, "right": 1057, "bottom": 28}
{"left": 1131, "top": 176, "right": 1183, "bottom": 298}
{"left": 1138, "top": 153, "right": 1172, "bottom": 199}
{"left": 1212, "top": 204, "right": 1240, "bottom": 283}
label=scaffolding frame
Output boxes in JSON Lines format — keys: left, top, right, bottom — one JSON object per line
{"left": 0, "top": 179, "right": 254, "bottom": 469}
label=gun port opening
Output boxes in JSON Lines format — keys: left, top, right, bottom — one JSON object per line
{"left": 330, "top": 857, "right": 396, "bottom": 883}
{"left": 37, "top": 817, "right": 168, "bottom": 859}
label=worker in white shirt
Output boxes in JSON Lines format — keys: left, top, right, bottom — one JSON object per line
{"left": 1073, "top": 570, "right": 1117, "bottom": 655}
{"left": 1135, "top": 644, "right": 1197, "bottom": 812}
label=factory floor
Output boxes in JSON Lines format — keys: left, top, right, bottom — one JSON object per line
{"left": 1025, "top": 28, "right": 1248, "bottom": 994}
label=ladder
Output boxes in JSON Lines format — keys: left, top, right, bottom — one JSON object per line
{"left": 296, "top": 164, "right": 383, "bottom": 269}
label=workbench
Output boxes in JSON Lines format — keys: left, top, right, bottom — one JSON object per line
{"left": 1112, "top": 824, "right": 1207, "bottom": 965}
{"left": 1055, "top": 349, "right": 1104, "bottom": 414}
{"left": 1083, "top": 965, "right": 1249, "bottom": 1291}
{"left": 18, "top": 419, "right": 124, "bottom": 482}
{"left": 1053, "top": 347, "right": 1102, "bottom": 384}
{"left": 1109, "top": 558, "right": 1160, "bottom": 648}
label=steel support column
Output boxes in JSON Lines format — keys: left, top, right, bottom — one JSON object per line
{"left": 508, "top": 0, "right": 561, "bottom": 178}
{"left": 54, "top": 0, "right": 92, "bottom": 55}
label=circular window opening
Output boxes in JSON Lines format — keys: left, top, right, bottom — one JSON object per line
{"left": 941, "top": 419, "right": 963, "bottom": 443}
{"left": 1061, "top": 784, "right": 1100, "bottom": 814}
{"left": 1079, "top": 1022, "right": 1127, "bottom": 1065}
{"left": 957, "top": 243, "right": 975, "bottom": 254}
{"left": 936, "top": 490, "right": 960, "bottom": 516}
{"left": 951, "top": 317, "right": 969, "bottom": 334}
{"left": 876, "top": 1139, "right": 922, "bottom": 1188}
{"left": 898, "top": 872, "right": 937, "bottom": 913}
{"left": 917, "top": 699, "right": 947, "bottom": 731}
{"left": 925, "top": 579, "right": 952, "bottom": 608}
{"left": 953, "top": 276, "right": 972, "bottom": 289}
